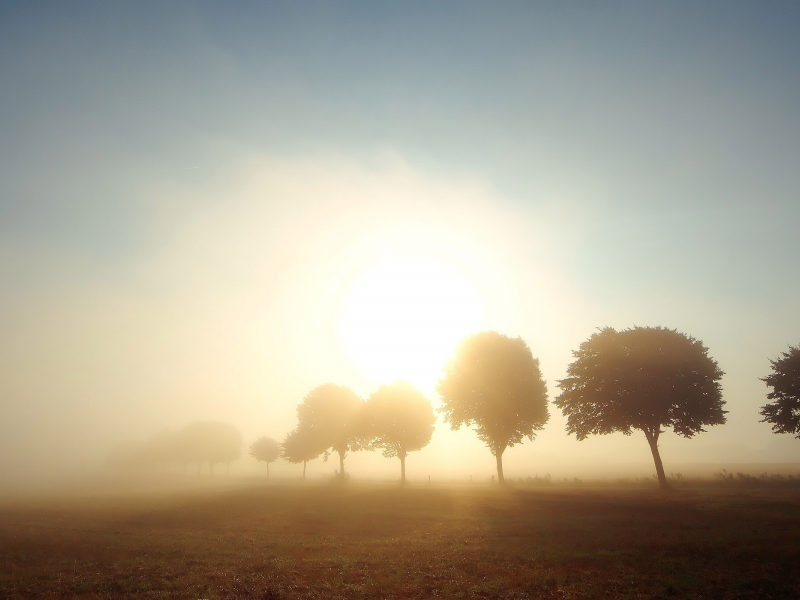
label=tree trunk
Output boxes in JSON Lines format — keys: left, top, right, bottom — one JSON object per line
{"left": 495, "top": 447, "right": 506, "bottom": 484}
{"left": 338, "top": 450, "right": 346, "bottom": 479}
{"left": 399, "top": 451, "right": 406, "bottom": 485}
{"left": 302, "top": 460, "right": 306, "bottom": 479}
{"left": 644, "top": 429, "right": 669, "bottom": 490}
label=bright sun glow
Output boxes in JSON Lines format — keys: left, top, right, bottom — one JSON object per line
{"left": 337, "top": 253, "right": 484, "bottom": 392}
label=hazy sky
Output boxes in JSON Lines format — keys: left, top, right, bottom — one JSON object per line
{"left": 2, "top": 2, "right": 800, "bottom": 488}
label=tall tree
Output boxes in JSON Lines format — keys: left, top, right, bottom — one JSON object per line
{"left": 760, "top": 345, "right": 800, "bottom": 437}
{"left": 437, "top": 331, "right": 549, "bottom": 484}
{"left": 366, "top": 381, "right": 436, "bottom": 484}
{"left": 555, "top": 326, "right": 725, "bottom": 490}
{"left": 281, "top": 428, "right": 323, "bottom": 479}
{"left": 296, "top": 383, "right": 366, "bottom": 479}
{"left": 249, "top": 436, "right": 281, "bottom": 479}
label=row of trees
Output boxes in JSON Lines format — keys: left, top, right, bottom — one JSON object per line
{"left": 111, "top": 421, "right": 242, "bottom": 473}
{"left": 438, "top": 327, "right": 727, "bottom": 489}
{"left": 264, "top": 327, "right": 799, "bottom": 491}
{"left": 115, "top": 329, "right": 799, "bottom": 491}
{"left": 250, "top": 381, "right": 436, "bottom": 483}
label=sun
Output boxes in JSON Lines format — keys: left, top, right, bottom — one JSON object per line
{"left": 337, "top": 253, "right": 484, "bottom": 392}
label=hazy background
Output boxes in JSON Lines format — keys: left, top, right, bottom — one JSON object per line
{"left": 2, "top": 1, "right": 800, "bottom": 491}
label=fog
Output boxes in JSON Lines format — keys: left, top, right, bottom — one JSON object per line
{"left": 2, "top": 2, "right": 800, "bottom": 494}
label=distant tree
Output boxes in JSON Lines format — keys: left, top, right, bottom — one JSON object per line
{"left": 437, "top": 331, "right": 549, "bottom": 484}
{"left": 144, "top": 429, "right": 181, "bottom": 472}
{"left": 281, "top": 428, "right": 323, "bottom": 479}
{"left": 296, "top": 383, "right": 366, "bottom": 479}
{"left": 366, "top": 381, "right": 436, "bottom": 484}
{"left": 249, "top": 436, "right": 281, "bottom": 478}
{"left": 555, "top": 326, "right": 725, "bottom": 490}
{"left": 760, "top": 345, "right": 800, "bottom": 438}
{"left": 179, "top": 421, "right": 242, "bottom": 475}
{"left": 108, "top": 421, "right": 242, "bottom": 476}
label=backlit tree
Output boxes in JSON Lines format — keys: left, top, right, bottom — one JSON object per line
{"left": 281, "top": 427, "right": 323, "bottom": 479}
{"left": 366, "top": 381, "right": 436, "bottom": 483}
{"left": 555, "top": 326, "right": 725, "bottom": 490}
{"left": 296, "top": 383, "right": 366, "bottom": 479}
{"left": 437, "top": 331, "right": 549, "bottom": 484}
{"left": 249, "top": 436, "right": 281, "bottom": 478}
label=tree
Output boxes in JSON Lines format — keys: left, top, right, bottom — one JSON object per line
{"left": 760, "top": 345, "right": 800, "bottom": 437}
{"left": 107, "top": 422, "right": 242, "bottom": 476}
{"left": 437, "top": 331, "right": 549, "bottom": 484}
{"left": 296, "top": 383, "right": 366, "bottom": 479}
{"left": 249, "top": 436, "right": 281, "bottom": 479}
{"left": 555, "top": 326, "right": 725, "bottom": 490}
{"left": 281, "top": 428, "right": 323, "bottom": 479}
{"left": 179, "top": 421, "right": 242, "bottom": 475}
{"left": 366, "top": 381, "right": 436, "bottom": 484}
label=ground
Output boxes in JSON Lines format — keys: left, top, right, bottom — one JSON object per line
{"left": 1, "top": 482, "right": 799, "bottom": 599}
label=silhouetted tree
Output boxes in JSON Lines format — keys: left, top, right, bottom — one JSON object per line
{"left": 249, "top": 436, "right": 281, "bottom": 478}
{"left": 760, "top": 345, "right": 800, "bottom": 438}
{"left": 281, "top": 428, "right": 323, "bottom": 479}
{"left": 437, "top": 331, "right": 549, "bottom": 484}
{"left": 296, "top": 383, "right": 366, "bottom": 479}
{"left": 366, "top": 381, "right": 436, "bottom": 484}
{"left": 555, "top": 326, "right": 725, "bottom": 490}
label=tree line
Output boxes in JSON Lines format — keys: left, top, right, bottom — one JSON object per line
{"left": 119, "top": 327, "right": 800, "bottom": 491}
{"left": 110, "top": 421, "right": 242, "bottom": 474}
{"left": 251, "top": 380, "right": 435, "bottom": 483}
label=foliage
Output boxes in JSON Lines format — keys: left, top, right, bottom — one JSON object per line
{"left": 555, "top": 327, "right": 726, "bottom": 440}
{"left": 281, "top": 427, "right": 324, "bottom": 464}
{"left": 437, "top": 331, "right": 549, "bottom": 457}
{"left": 295, "top": 383, "right": 366, "bottom": 475}
{"left": 366, "top": 381, "right": 435, "bottom": 459}
{"left": 249, "top": 437, "right": 281, "bottom": 464}
{"left": 555, "top": 326, "right": 725, "bottom": 489}
{"left": 759, "top": 344, "right": 800, "bottom": 437}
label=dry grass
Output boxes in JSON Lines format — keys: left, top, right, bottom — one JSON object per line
{"left": 2, "top": 482, "right": 799, "bottom": 599}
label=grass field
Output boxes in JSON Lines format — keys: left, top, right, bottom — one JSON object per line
{"left": 2, "top": 482, "right": 800, "bottom": 599}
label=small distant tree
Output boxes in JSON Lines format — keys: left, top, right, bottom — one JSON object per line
{"left": 281, "top": 428, "right": 323, "bottom": 479}
{"left": 296, "top": 383, "right": 366, "bottom": 479}
{"left": 249, "top": 436, "right": 281, "bottom": 478}
{"left": 366, "top": 381, "right": 436, "bottom": 484}
{"left": 555, "top": 326, "right": 726, "bottom": 490}
{"left": 760, "top": 345, "right": 800, "bottom": 438}
{"left": 437, "top": 331, "right": 549, "bottom": 484}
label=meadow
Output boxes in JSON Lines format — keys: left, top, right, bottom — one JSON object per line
{"left": 2, "top": 481, "right": 799, "bottom": 599}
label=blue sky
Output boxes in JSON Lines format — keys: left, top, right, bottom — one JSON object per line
{"left": 3, "top": 2, "right": 800, "bottom": 283}
{"left": 1, "top": 2, "right": 800, "bottom": 486}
